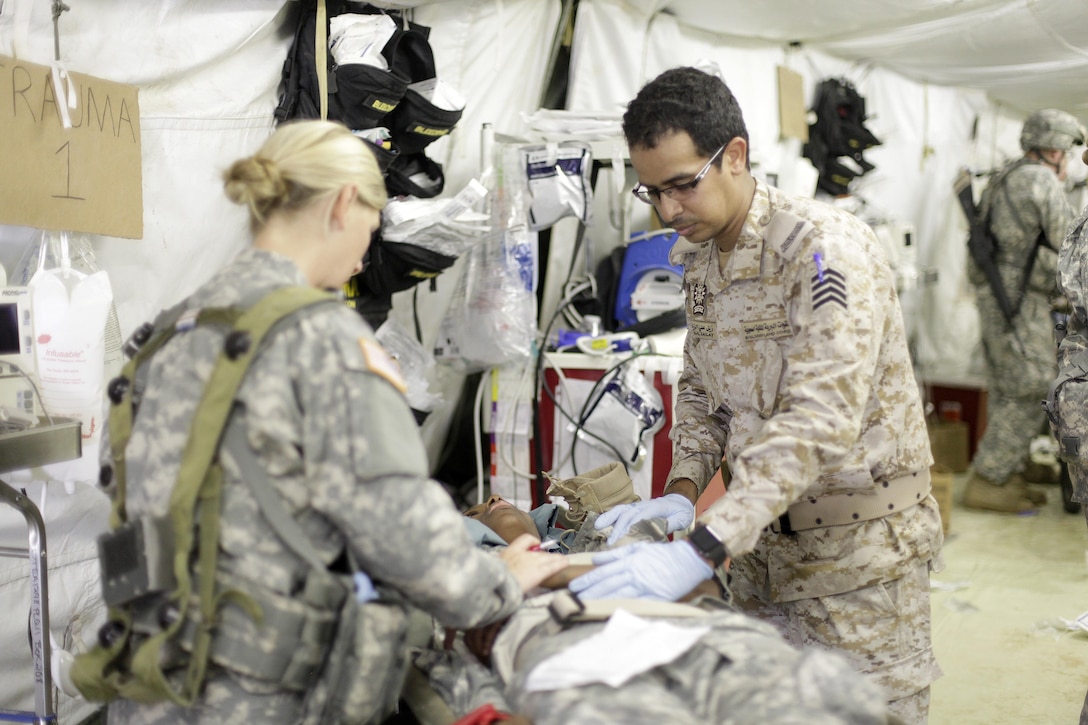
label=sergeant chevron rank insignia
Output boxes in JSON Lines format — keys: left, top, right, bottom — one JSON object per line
{"left": 811, "top": 262, "right": 847, "bottom": 311}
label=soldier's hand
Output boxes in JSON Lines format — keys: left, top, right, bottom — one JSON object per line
{"left": 498, "top": 534, "right": 569, "bottom": 593}
{"left": 595, "top": 493, "right": 695, "bottom": 546}
{"left": 568, "top": 540, "right": 712, "bottom": 601}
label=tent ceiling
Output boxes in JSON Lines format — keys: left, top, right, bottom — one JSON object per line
{"left": 644, "top": 0, "right": 1088, "bottom": 122}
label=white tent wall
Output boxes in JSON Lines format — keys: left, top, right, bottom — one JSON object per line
{"left": 560, "top": 0, "right": 1087, "bottom": 385}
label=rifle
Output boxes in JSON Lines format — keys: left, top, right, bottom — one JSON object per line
{"left": 954, "top": 168, "right": 1018, "bottom": 326}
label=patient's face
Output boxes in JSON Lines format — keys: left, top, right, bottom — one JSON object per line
{"left": 464, "top": 495, "right": 540, "bottom": 545}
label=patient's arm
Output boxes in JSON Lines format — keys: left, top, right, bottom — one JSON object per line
{"left": 541, "top": 552, "right": 726, "bottom": 601}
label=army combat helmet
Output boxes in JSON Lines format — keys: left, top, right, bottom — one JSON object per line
{"left": 1020, "top": 108, "right": 1087, "bottom": 152}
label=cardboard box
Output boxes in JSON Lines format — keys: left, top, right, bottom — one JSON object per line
{"left": 930, "top": 466, "right": 954, "bottom": 536}
{"left": 928, "top": 421, "right": 970, "bottom": 473}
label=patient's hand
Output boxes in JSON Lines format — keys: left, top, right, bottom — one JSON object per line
{"left": 498, "top": 534, "right": 569, "bottom": 592}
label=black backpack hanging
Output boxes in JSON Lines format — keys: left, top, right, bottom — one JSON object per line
{"left": 275, "top": 1, "right": 408, "bottom": 131}
{"left": 273, "top": 0, "right": 459, "bottom": 193}
{"left": 274, "top": 0, "right": 468, "bottom": 326}
{"left": 802, "top": 78, "right": 882, "bottom": 196}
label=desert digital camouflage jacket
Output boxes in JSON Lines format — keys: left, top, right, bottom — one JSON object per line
{"left": 668, "top": 180, "right": 942, "bottom": 601}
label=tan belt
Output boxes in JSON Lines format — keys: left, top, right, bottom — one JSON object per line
{"left": 772, "top": 469, "right": 931, "bottom": 534}
{"left": 547, "top": 590, "right": 708, "bottom": 623}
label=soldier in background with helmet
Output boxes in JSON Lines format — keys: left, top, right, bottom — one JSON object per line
{"left": 964, "top": 109, "right": 1086, "bottom": 513}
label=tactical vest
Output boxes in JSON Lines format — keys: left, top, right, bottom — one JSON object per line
{"left": 70, "top": 286, "right": 411, "bottom": 724}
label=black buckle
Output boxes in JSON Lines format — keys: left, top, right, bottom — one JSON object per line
{"left": 777, "top": 512, "right": 794, "bottom": 536}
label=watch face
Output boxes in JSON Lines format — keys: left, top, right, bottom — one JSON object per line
{"left": 691, "top": 526, "right": 726, "bottom": 564}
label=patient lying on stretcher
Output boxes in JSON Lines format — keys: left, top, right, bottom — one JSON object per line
{"left": 406, "top": 468, "right": 896, "bottom": 725}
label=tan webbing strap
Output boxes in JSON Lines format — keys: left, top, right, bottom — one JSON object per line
{"left": 125, "top": 287, "right": 336, "bottom": 705}
{"left": 108, "top": 306, "right": 243, "bottom": 529}
{"left": 164, "top": 286, "right": 334, "bottom": 704}
{"left": 317, "top": 0, "right": 328, "bottom": 121}
{"left": 779, "top": 469, "right": 932, "bottom": 532}
{"left": 546, "top": 590, "right": 707, "bottom": 624}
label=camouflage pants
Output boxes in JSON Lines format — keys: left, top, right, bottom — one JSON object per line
{"left": 731, "top": 559, "right": 941, "bottom": 725}
{"left": 973, "top": 291, "right": 1056, "bottom": 483}
{"left": 970, "top": 391, "right": 1048, "bottom": 483}
{"left": 1070, "top": 463, "right": 1088, "bottom": 504}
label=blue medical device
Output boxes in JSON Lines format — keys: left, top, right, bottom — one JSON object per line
{"left": 614, "top": 230, "right": 685, "bottom": 328}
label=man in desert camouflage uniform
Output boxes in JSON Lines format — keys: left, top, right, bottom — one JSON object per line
{"left": 568, "top": 67, "right": 944, "bottom": 724}
{"left": 964, "top": 108, "right": 1084, "bottom": 513}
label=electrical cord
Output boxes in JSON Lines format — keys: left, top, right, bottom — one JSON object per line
{"left": 538, "top": 357, "right": 629, "bottom": 471}
{"left": 567, "top": 349, "right": 661, "bottom": 475}
{"left": 532, "top": 282, "right": 600, "bottom": 503}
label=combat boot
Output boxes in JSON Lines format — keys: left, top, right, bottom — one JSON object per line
{"left": 962, "top": 470, "right": 1039, "bottom": 513}
{"left": 543, "top": 462, "right": 638, "bottom": 529}
{"left": 1007, "top": 473, "right": 1048, "bottom": 505}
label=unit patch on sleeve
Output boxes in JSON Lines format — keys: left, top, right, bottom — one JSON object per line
{"left": 358, "top": 338, "right": 408, "bottom": 393}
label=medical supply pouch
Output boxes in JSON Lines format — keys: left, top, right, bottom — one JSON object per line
{"left": 343, "top": 231, "right": 457, "bottom": 328}
{"left": 385, "top": 84, "right": 464, "bottom": 156}
{"left": 301, "top": 586, "right": 412, "bottom": 725}
{"left": 380, "top": 24, "right": 464, "bottom": 156}
{"left": 384, "top": 151, "right": 447, "bottom": 199}
{"left": 276, "top": 1, "right": 408, "bottom": 131}
{"left": 69, "top": 287, "right": 378, "bottom": 710}
{"left": 275, "top": 1, "right": 461, "bottom": 176}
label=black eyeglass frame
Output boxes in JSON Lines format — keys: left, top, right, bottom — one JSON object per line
{"left": 631, "top": 144, "right": 727, "bottom": 205}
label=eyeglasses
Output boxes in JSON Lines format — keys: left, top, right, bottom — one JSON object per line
{"left": 631, "top": 144, "right": 726, "bottom": 205}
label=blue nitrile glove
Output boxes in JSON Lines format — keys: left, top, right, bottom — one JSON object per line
{"left": 354, "top": 571, "right": 379, "bottom": 603}
{"left": 568, "top": 540, "right": 713, "bottom": 601}
{"left": 595, "top": 493, "right": 695, "bottom": 546}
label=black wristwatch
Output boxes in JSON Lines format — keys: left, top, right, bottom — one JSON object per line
{"left": 687, "top": 524, "right": 729, "bottom": 567}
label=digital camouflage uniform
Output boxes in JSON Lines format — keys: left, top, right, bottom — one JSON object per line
{"left": 1054, "top": 203, "right": 1088, "bottom": 725}
{"left": 415, "top": 512, "right": 890, "bottom": 724}
{"left": 969, "top": 158, "right": 1073, "bottom": 484}
{"left": 666, "top": 180, "right": 944, "bottom": 721}
{"left": 1056, "top": 203, "right": 1088, "bottom": 508}
{"left": 420, "top": 595, "right": 891, "bottom": 725}
{"left": 105, "top": 248, "right": 522, "bottom": 725}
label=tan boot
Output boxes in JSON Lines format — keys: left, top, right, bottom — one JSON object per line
{"left": 543, "top": 462, "right": 639, "bottom": 529}
{"left": 1007, "top": 473, "right": 1048, "bottom": 505}
{"left": 962, "top": 470, "right": 1039, "bottom": 513}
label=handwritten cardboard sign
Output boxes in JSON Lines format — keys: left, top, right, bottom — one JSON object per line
{"left": 777, "top": 65, "right": 808, "bottom": 143}
{"left": 0, "top": 55, "right": 143, "bottom": 239}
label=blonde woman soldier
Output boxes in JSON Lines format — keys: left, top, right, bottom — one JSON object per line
{"left": 82, "top": 120, "right": 565, "bottom": 725}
